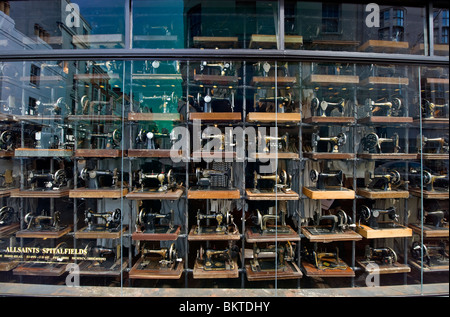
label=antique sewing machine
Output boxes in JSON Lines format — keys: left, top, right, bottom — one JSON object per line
{"left": 364, "top": 98, "right": 402, "bottom": 117}
{"left": 197, "top": 92, "right": 235, "bottom": 113}
{"left": 254, "top": 61, "right": 289, "bottom": 78}
{"left": 309, "top": 169, "right": 343, "bottom": 190}
{"left": 201, "top": 129, "right": 236, "bottom": 151}
{"left": 137, "top": 169, "right": 178, "bottom": 192}
{"left": 79, "top": 95, "right": 116, "bottom": 115}
{"left": 417, "top": 135, "right": 449, "bottom": 154}
{"left": 311, "top": 132, "right": 347, "bottom": 153}
{"left": 138, "top": 92, "right": 177, "bottom": 113}
{"left": 252, "top": 170, "right": 292, "bottom": 193}
{"left": 308, "top": 209, "right": 355, "bottom": 235}
{"left": 27, "top": 169, "right": 68, "bottom": 190}
{"left": 255, "top": 94, "right": 292, "bottom": 113}
{"left": 197, "top": 244, "right": 237, "bottom": 271}
{"left": 358, "top": 205, "right": 400, "bottom": 229}
{"left": 311, "top": 97, "right": 345, "bottom": 117}
{"left": 251, "top": 209, "right": 291, "bottom": 235}
{"left": 34, "top": 97, "right": 71, "bottom": 116}
{"left": 84, "top": 208, "right": 121, "bottom": 232}
{"left": 199, "top": 61, "right": 235, "bottom": 77}
{"left": 361, "top": 132, "right": 400, "bottom": 154}
{"left": 135, "top": 208, "right": 174, "bottom": 234}
{"left": 409, "top": 169, "right": 448, "bottom": 192}
{"left": 411, "top": 241, "right": 449, "bottom": 268}
{"left": 250, "top": 242, "right": 294, "bottom": 272}
{"left": 364, "top": 245, "right": 398, "bottom": 265}
{"left": 24, "top": 211, "right": 64, "bottom": 232}
{"left": 138, "top": 242, "right": 181, "bottom": 270}
{"left": 364, "top": 170, "right": 402, "bottom": 191}
{"left": 0, "top": 169, "right": 14, "bottom": 189}
{"left": 194, "top": 210, "right": 237, "bottom": 235}
{"left": 83, "top": 242, "right": 120, "bottom": 267}
{"left": 0, "top": 130, "right": 14, "bottom": 151}
{"left": 195, "top": 167, "right": 233, "bottom": 189}
{"left": 422, "top": 210, "right": 448, "bottom": 230}
{"left": 82, "top": 128, "right": 121, "bottom": 149}
{"left": 135, "top": 128, "right": 175, "bottom": 150}
{"left": 421, "top": 99, "right": 448, "bottom": 119}
{"left": 141, "top": 60, "right": 179, "bottom": 74}
{"left": 310, "top": 247, "right": 347, "bottom": 271}
{"left": 79, "top": 167, "right": 122, "bottom": 189}
{"left": 0, "top": 206, "right": 14, "bottom": 226}
{"left": 257, "top": 131, "right": 289, "bottom": 153}
{"left": 34, "top": 126, "right": 74, "bottom": 150}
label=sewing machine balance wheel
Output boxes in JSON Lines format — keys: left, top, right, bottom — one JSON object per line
{"left": 358, "top": 205, "right": 372, "bottom": 222}
{"left": 168, "top": 243, "right": 177, "bottom": 262}
{"left": 24, "top": 212, "right": 34, "bottom": 225}
{"left": 53, "top": 169, "right": 66, "bottom": 185}
{"left": 389, "top": 170, "right": 402, "bottom": 185}
{"left": 310, "top": 169, "right": 319, "bottom": 183}
{"left": 363, "top": 132, "right": 379, "bottom": 149}
{"left": 112, "top": 208, "right": 121, "bottom": 223}
{"left": 411, "top": 241, "right": 426, "bottom": 260}
{"left": 337, "top": 133, "right": 347, "bottom": 146}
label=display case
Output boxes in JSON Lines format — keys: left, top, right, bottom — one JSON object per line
{"left": 0, "top": 0, "right": 448, "bottom": 298}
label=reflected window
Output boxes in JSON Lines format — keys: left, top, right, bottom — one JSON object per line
{"left": 434, "top": 9, "right": 449, "bottom": 44}
{"left": 322, "top": 3, "right": 340, "bottom": 34}
{"left": 379, "top": 7, "right": 405, "bottom": 42}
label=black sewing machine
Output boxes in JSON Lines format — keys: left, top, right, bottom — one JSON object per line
{"left": 421, "top": 99, "right": 448, "bottom": 119}
{"left": 361, "top": 132, "right": 400, "bottom": 154}
{"left": 24, "top": 210, "right": 65, "bottom": 232}
{"left": 79, "top": 95, "right": 116, "bottom": 115}
{"left": 0, "top": 206, "right": 15, "bottom": 226}
{"left": 84, "top": 208, "right": 121, "bottom": 232}
{"left": 194, "top": 210, "right": 237, "bottom": 235}
{"left": 197, "top": 244, "right": 238, "bottom": 271}
{"left": 27, "top": 169, "right": 69, "bottom": 191}
{"left": 257, "top": 131, "right": 289, "bottom": 153}
{"left": 79, "top": 167, "right": 123, "bottom": 189}
{"left": 138, "top": 242, "right": 181, "bottom": 270}
{"left": 136, "top": 169, "right": 178, "bottom": 192}
{"left": 250, "top": 242, "right": 294, "bottom": 272}
{"left": 411, "top": 241, "right": 449, "bottom": 268}
{"left": 135, "top": 128, "right": 173, "bottom": 150}
{"left": 251, "top": 209, "right": 291, "bottom": 235}
{"left": 311, "top": 98, "right": 345, "bottom": 117}
{"left": 306, "top": 209, "right": 355, "bottom": 235}
{"left": 364, "top": 98, "right": 403, "bottom": 117}
{"left": 195, "top": 167, "right": 233, "bottom": 190}
{"left": 409, "top": 169, "right": 448, "bottom": 192}
{"left": 417, "top": 135, "right": 449, "bottom": 154}
{"left": 422, "top": 210, "right": 448, "bottom": 230}
{"left": 309, "top": 169, "right": 343, "bottom": 190}
{"left": 201, "top": 129, "right": 236, "bottom": 151}
{"left": 364, "top": 245, "right": 398, "bottom": 265}
{"left": 135, "top": 208, "right": 174, "bottom": 234}
{"left": 358, "top": 205, "right": 400, "bottom": 229}
{"left": 364, "top": 170, "right": 402, "bottom": 191}
{"left": 311, "top": 132, "right": 347, "bottom": 153}
{"left": 255, "top": 94, "right": 293, "bottom": 113}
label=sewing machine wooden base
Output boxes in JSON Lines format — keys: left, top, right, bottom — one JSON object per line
{"left": 303, "top": 116, "right": 355, "bottom": 124}
{"left": 301, "top": 226, "right": 362, "bottom": 243}
{"left": 193, "top": 74, "right": 239, "bottom": 85}
{"left": 77, "top": 258, "right": 128, "bottom": 277}
{"left": 0, "top": 150, "right": 14, "bottom": 158}
{"left": 132, "top": 225, "right": 181, "bottom": 241}
{"left": 129, "top": 257, "right": 183, "bottom": 280}
{"left": 192, "top": 151, "right": 236, "bottom": 160}
{"left": 188, "top": 226, "right": 241, "bottom": 241}
{"left": 188, "top": 188, "right": 240, "bottom": 199}
{"left": 409, "top": 223, "right": 449, "bottom": 238}
{"left": 246, "top": 188, "right": 299, "bottom": 201}
{"left": 10, "top": 188, "right": 70, "bottom": 198}
{"left": 192, "top": 36, "right": 239, "bottom": 49}
{"left": 302, "top": 186, "right": 355, "bottom": 200}
{"left": 356, "top": 223, "right": 412, "bottom": 239}
{"left": 409, "top": 188, "right": 449, "bottom": 199}
{"left": 127, "top": 112, "right": 182, "bottom": 122}
{"left": 245, "top": 226, "right": 300, "bottom": 243}
{"left": 245, "top": 261, "right": 303, "bottom": 281}
{"left": 357, "top": 153, "right": 417, "bottom": 160}
{"left": 189, "top": 112, "right": 241, "bottom": 122}
{"left": 409, "top": 256, "right": 449, "bottom": 272}
{"left": 358, "top": 40, "right": 409, "bottom": 53}
{"left": 127, "top": 149, "right": 184, "bottom": 158}
{"left": 13, "top": 262, "right": 67, "bottom": 276}
{"left": 418, "top": 153, "right": 449, "bottom": 160}
{"left": 14, "top": 148, "right": 73, "bottom": 157}
{"left": 126, "top": 188, "right": 183, "bottom": 200}
{"left": 356, "top": 188, "right": 410, "bottom": 199}
{"left": 302, "top": 258, "right": 355, "bottom": 277}
{"left": 193, "top": 257, "right": 239, "bottom": 279}
{"left": 303, "top": 152, "right": 355, "bottom": 160}
{"left": 356, "top": 116, "right": 413, "bottom": 125}
{"left": 69, "top": 187, "right": 128, "bottom": 199}
{"left": 305, "top": 74, "right": 359, "bottom": 86}
{"left": 74, "top": 149, "right": 125, "bottom": 158}
{"left": 249, "top": 152, "right": 299, "bottom": 160}
{"left": 246, "top": 112, "right": 301, "bottom": 123}
{"left": 74, "top": 225, "right": 127, "bottom": 239}
{"left": 0, "top": 259, "right": 20, "bottom": 271}
{"left": 0, "top": 222, "right": 19, "bottom": 238}
{"left": 0, "top": 188, "right": 16, "bottom": 197}
{"left": 68, "top": 115, "right": 122, "bottom": 122}
{"left": 249, "top": 34, "right": 303, "bottom": 49}
{"left": 15, "top": 226, "right": 71, "bottom": 239}
{"left": 357, "top": 259, "right": 411, "bottom": 274}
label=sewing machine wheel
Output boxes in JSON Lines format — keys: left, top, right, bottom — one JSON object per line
{"left": 336, "top": 209, "right": 348, "bottom": 226}
{"left": 112, "top": 129, "right": 122, "bottom": 146}
{"left": 137, "top": 208, "right": 147, "bottom": 226}
{"left": 411, "top": 241, "right": 426, "bottom": 260}
{"left": 422, "top": 171, "right": 432, "bottom": 185}
{"left": 24, "top": 212, "right": 34, "bottom": 225}
{"left": 279, "top": 170, "right": 290, "bottom": 186}
{"left": 197, "top": 245, "right": 204, "bottom": 261}
{"left": 285, "top": 241, "right": 294, "bottom": 259}
{"left": 337, "top": 133, "right": 347, "bottom": 146}
{"left": 81, "top": 95, "right": 90, "bottom": 114}
{"left": 79, "top": 168, "right": 89, "bottom": 181}
{"left": 363, "top": 132, "right": 378, "bottom": 150}
{"left": 392, "top": 98, "right": 402, "bottom": 115}
{"left": 112, "top": 209, "right": 121, "bottom": 223}
{"left": 389, "top": 170, "right": 402, "bottom": 185}
{"left": 310, "top": 97, "right": 320, "bottom": 113}
{"left": 310, "top": 169, "right": 319, "bottom": 183}
{"left": 0, "top": 130, "right": 13, "bottom": 144}
{"left": 53, "top": 169, "right": 67, "bottom": 187}
{"left": 0, "top": 206, "right": 14, "bottom": 224}
{"left": 168, "top": 243, "right": 177, "bottom": 262}
{"left": 358, "top": 205, "right": 372, "bottom": 222}
{"left": 386, "top": 247, "right": 398, "bottom": 264}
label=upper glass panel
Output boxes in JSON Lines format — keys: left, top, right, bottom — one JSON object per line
{"left": 0, "top": 0, "right": 126, "bottom": 50}
{"left": 285, "top": 1, "right": 426, "bottom": 55}
{"left": 433, "top": 7, "right": 450, "bottom": 56}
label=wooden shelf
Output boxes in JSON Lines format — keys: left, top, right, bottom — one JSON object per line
{"left": 360, "top": 76, "right": 409, "bottom": 86}
{"left": 248, "top": 152, "right": 299, "bottom": 160}
{"left": 245, "top": 226, "right": 300, "bottom": 243}
{"left": 250, "top": 76, "right": 297, "bottom": 87}
{"left": 302, "top": 186, "right": 355, "bottom": 200}
{"left": 68, "top": 115, "right": 122, "bottom": 122}
{"left": 302, "top": 259, "right": 355, "bottom": 277}
{"left": 301, "top": 226, "right": 362, "bottom": 243}
{"left": 409, "top": 259, "right": 449, "bottom": 273}
{"left": 77, "top": 259, "right": 128, "bottom": 277}
{"left": 10, "top": 188, "right": 70, "bottom": 198}
{"left": 74, "top": 149, "right": 125, "bottom": 158}
{"left": 245, "top": 262, "right": 303, "bottom": 281}
{"left": 193, "top": 258, "right": 239, "bottom": 279}
{"left": 246, "top": 188, "right": 299, "bottom": 201}
{"left": 356, "top": 188, "right": 410, "bottom": 199}
{"left": 249, "top": 34, "right": 303, "bottom": 49}
{"left": 0, "top": 151, "right": 14, "bottom": 158}
{"left": 188, "top": 188, "right": 240, "bottom": 199}
{"left": 357, "top": 260, "right": 411, "bottom": 274}
{"left": 15, "top": 226, "right": 71, "bottom": 239}
{"left": 14, "top": 148, "right": 73, "bottom": 158}
{"left": 188, "top": 226, "right": 241, "bottom": 241}
{"left": 129, "top": 257, "right": 184, "bottom": 280}
{"left": 127, "top": 149, "right": 184, "bottom": 158}
{"left": 0, "top": 223, "right": 20, "bottom": 238}
{"left": 303, "top": 116, "right": 355, "bottom": 124}
{"left": 126, "top": 188, "right": 183, "bottom": 200}
{"left": 419, "top": 153, "right": 449, "bottom": 160}
{"left": 189, "top": 112, "right": 241, "bottom": 121}
{"left": 74, "top": 226, "right": 127, "bottom": 239}
{"left": 69, "top": 187, "right": 128, "bottom": 199}
{"left": 357, "top": 116, "right": 413, "bottom": 124}
{"left": 356, "top": 223, "right": 412, "bottom": 239}
{"left": 13, "top": 262, "right": 67, "bottom": 277}
{"left": 409, "top": 223, "right": 449, "bottom": 238}
{"left": 358, "top": 40, "right": 409, "bottom": 53}
{"left": 409, "top": 188, "right": 449, "bottom": 199}
{"left": 357, "top": 153, "right": 417, "bottom": 160}
{"left": 132, "top": 225, "right": 181, "bottom": 241}
{"left": 246, "top": 112, "right": 301, "bottom": 123}
{"left": 127, "top": 112, "right": 182, "bottom": 122}
{"left": 193, "top": 74, "right": 239, "bottom": 85}
{"left": 305, "top": 74, "right": 359, "bottom": 85}
{"left": 193, "top": 36, "right": 239, "bottom": 49}
{"left": 303, "top": 152, "right": 355, "bottom": 160}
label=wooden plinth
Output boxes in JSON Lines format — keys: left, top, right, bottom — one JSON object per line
{"left": 74, "top": 149, "right": 125, "bottom": 158}
{"left": 131, "top": 73, "right": 183, "bottom": 83}
{"left": 14, "top": 115, "right": 63, "bottom": 122}
{"left": 416, "top": 118, "right": 449, "bottom": 125}
{"left": 14, "top": 148, "right": 73, "bottom": 157}
{"left": 356, "top": 188, "right": 410, "bottom": 199}
{"left": 10, "top": 188, "right": 70, "bottom": 198}
{"left": 188, "top": 226, "right": 241, "bottom": 241}
{"left": 249, "top": 34, "right": 303, "bottom": 49}
{"left": 192, "top": 151, "right": 236, "bottom": 159}
{"left": 419, "top": 153, "right": 449, "bottom": 160}
{"left": 77, "top": 259, "right": 128, "bottom": 277}
{"left": 192, "top": 258, "right": 239, "bottom": 279}
{"left": 193, "top": 74, "right": 239, "bottom": 85}
{"left": 409, "top": 188, "right": 449, "bottom": 199}
{"left": 302, "top": 260, "right": 354, "bottom": 277}
{"left": 357, "top": 153, "right": 417, "bottom": 160}
{"left": 408, "top": 223, "right": 449, "bottom": 238}
{"left": 0, "top": 151, "right": 14, "bottom": 158}
{"left": 127, "top": 112, "right": 182, "bottom": 122}
{"left": 357, "top": 116, "right": 413, "bottom": 124}
{"left": 68, "top": 115, "right": 122, "bottom": 122}
{"left": 356, "top": 223, "right": 412, "bottom": 239}
{"left": 129, "top": 257, "right": 184, "bottom": 279}
{"left": 132, "top": 225, "right": 181, "bottom": 241}
{"left": 74, "top": 226, "right": 127, "bottom": 239}
{"left": 188, "top": 188, "right": 240, "bottom": 199}
{"left": 126, "top": 188, "right": 183, "bottom": 200}
{"left": 245, "top": 262, "right": 303, "bottom": 281}
{"left": 303, "top": 116, "right": 355, "bottom": 124}
{"left": 189, "top": 112, "right": 241, "bottom": 121}
{"left": 193, "top": 36, "right": 238, "bottom": 49}
{"left": 15, "top": 226, "right": 71, "bottom": 239}
{"left": 13, "top": 262, "right": 67, "bottom": 277}
{"left": 303, "top": 152, "right": 355, "bottom": 160}
{"left": 246, "top": 188, "right": 299, "bottom": 201}
{"left": 0, "top": 260, "right": 19, "bottom": 272}
{"left": 302, "top": 187, "right": 355, "bottom": 200}
{"left": 69, "top": 187, "right": 128, "bottom": 199}
{"left": 245, "top": 226, "right": 299, "bottom": 243}
{"left": 127, "top": 149, "right": 183, "bottom": 158}
{"left": 357, "top": 260, "right": 411, "bottom": 274}
{"left": 246, "top": 112, "right": 301, "bottom": 123}
{"left": 0, "top": 188, "right": 16, "bottom": 197}
{"left": 301, "top": 227, "right": 362, "bottom": 243}
{"left": 409, "top": 259, "right": 449, "bottom": 272}
{"left": 358, "top": 40, "right": 409, "bottom": 53}
{"left": 250, "top": 76, "right": 297, "bottom": 87}
{"left": 248, "top": 152, "right": 299, "bottom": 160}
{"left": 305, "top": 74, "right": 359, "bottom": 85}
{"left": 0, "top": 223, "right": 20, "bottom": 238}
